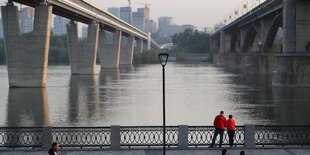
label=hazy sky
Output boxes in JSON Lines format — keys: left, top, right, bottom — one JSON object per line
{"left": 85, "top": 0, "right": 254, "bottom": 29}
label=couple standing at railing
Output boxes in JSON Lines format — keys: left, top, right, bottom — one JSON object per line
{"left": 210, "top": 111, "right": 236, "bottom": 148}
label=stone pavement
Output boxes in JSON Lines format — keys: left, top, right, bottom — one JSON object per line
{"left": 1, "top": 148, "right": 310, "bottom": 155}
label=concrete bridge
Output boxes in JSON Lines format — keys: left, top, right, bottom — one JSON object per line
{"left": 211, "top": 0, "right": 310, "bottom": 87}
{"left": 1, "top": 0, "right": 160, "bottom": 88}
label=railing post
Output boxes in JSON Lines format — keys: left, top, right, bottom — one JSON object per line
{"left": 244, "top": 125, "right": 255, "bottom": 148}
{"left": 110, "top": 125, "right": 121, "bottom": 150}
{"left": 42, "top": 126, "right": 52, "bottom": 150}
{"left": 178, "top": 125, "right": 188, "bottom": 149}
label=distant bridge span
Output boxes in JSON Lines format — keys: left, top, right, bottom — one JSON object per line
{"left": 211, "top": 0, "right": 310, "bottom": 87}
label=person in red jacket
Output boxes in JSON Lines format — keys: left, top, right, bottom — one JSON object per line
{"left": 210, "top": 111, "right": 226, "bottom": 148}
{"left": 227, "top": 115, "right": 236, "bottom": 147}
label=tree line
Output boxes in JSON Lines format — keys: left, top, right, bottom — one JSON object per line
{"left": 0, "top": 29, "right": 212, "bottom": 65}
{"left": 171, "top": 28, "right": 211, "bottom": 62}
{"left": 0, "top": 33, "right": 159, "bottom": 65}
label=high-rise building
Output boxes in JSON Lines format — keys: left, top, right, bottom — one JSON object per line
{"left": 158, "top": 16, "right": 173, "bottom": 30}
{"left": 132, "top": 8, "right": 145, "bottom": 31}
{"left": 53, "top": 16, "right": 70, "bottom": 36}
{"left": 20, "top": 7, "right": 35, "bottom": 34}
{"left": 120, "top": 6, "right": 132, "bottom": 24}
{"left": 132, "top": 6, "right": 152, "bottom": 32}
{"left": 108, "top": 7, "right": 120, "bottom": 18}
{"left": 145, "top": 20, "right": 157, "bottom": 33}
{"left": 144, "top": 6, "right": 150, "bottom": 23}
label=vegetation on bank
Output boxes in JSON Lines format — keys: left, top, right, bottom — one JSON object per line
{"left": 133, "top": 49, "right": 158, "bottom": 64}
{"left": 171, "top": 28, "right": 211, "bottom": 62}
{"left": 0, "top": 29, "right": 212, "bottom": 65}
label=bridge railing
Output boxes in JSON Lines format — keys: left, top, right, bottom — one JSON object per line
{"left": 0, "top": 125, "right": 309, "bottom": 149}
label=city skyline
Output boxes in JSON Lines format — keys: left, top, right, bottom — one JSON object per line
{"left": 86, "top": 0, "right": 252, "bottom": 29}
{"left": 0, "top": 0, "right": 261, "bottom": 30}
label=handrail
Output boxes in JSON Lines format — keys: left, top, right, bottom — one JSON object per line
{"left": 0, "top": 125, "right": 310, "bottom": 149}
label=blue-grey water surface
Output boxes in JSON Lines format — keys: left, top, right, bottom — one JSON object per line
{"left": 0, "top": 63, "right": 310, "bottom": 127}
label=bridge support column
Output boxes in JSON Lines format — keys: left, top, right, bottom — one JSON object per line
{"left": 98, "top": 30, "right": 121, "bottom": 69}
{"left": 214, "top": 31, "right": 230, "bottom": 67}
{"left": 133, "top": 39, "right": 143, "bottom": 64}
{"left": 67, "top": 21, "right": 99, "bottom": 74}
{"left": 213, "top": 53, "right": 228, "bottom": 67}
{"left": 245, "top": 53, "right": 274, "bottom": 75}
{"left": 273, "top": 54, "right": 310, "bottom": 86}
{"left": 119, "top": 35, "right": 134, "bottom": 66}
{"left": 226, "top": 53, "right": 247, "bottom": 71}
{"left": 1, "top": 4, "right": 52, "bottom": 87}
{"left": 272, "top": 0, "right": 310, "bottom": 86}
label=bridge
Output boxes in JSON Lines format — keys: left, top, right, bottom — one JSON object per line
{"left": 211, "top": 0, "right": 310, "bottom": 87}
{"left": 1, "top": 0, "right": 160, "bottom": 88}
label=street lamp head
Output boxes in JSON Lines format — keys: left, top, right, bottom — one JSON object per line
{"left": 158, "top": 53, "right": 169, "bottom": 67}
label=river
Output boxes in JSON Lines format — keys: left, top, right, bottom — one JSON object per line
{"left": 0, "top": 63, "right": 309, "bottom": 127}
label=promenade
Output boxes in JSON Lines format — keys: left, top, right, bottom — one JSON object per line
{"left": 1, "top": 148, "right": 310, "bottom": 155}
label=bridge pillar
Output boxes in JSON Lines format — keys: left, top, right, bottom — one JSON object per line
{"left": 272, "top": 0, "right": 310, "bottom": 86}
{"left": 98, "top": 30, "right": 121, "bottom": 69}
{"left": 67, "top": 21, "right": 99, "bottom": 74}
{"left": 214, "top": 31, "right": 229, "bottom": 67}
{"left": 1, "top": 4, "right": 52, "bottom": 87}
{"left": 119, "top": 35, "right": 134, "bottom": 66}
{"left": 245, "top": 53, "right": 274, "bottom": 75}
{"left": 226, "top": 53, "right": 246, "bottom": 71}
{"left": 133, "top": 38, "right": 143, "bottom": 64}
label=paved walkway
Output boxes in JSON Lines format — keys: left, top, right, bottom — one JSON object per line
{"left": 1, "top": 148, "right": 310, "bottom": 155}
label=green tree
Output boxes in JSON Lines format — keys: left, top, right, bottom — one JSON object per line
{"left": 140, "top": 49, "right": 158, "bottom": 64}
{"left": 49, "top": 34, "right": 69, "bottom": 64}
{"left": 172, "top": 29, "right": 211, "bottom": 53}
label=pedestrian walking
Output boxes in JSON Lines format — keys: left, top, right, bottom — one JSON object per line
{"left": 210, "top": 111, "right": 226, "bottom": 148}
{"left": 227, "top": 115, "right": 236, "bottom": 147}
{"left": 48, "top": 142, "right": 60, "bottom": 155}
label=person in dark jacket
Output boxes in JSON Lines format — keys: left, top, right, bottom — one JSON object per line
{"left": 210, "top": 111, "right": 226, "bottom": 148}
{"left": 48, "top": 142, "right": 60, "bottom": 155}
{"left": 227, "top": 115, "right": 236, "bottom": 147}
{"left": 240, "top": 150, "right": 245, "bottom": 155}
{"left": 222, "top": 149, "right": 229, "bottom": 155}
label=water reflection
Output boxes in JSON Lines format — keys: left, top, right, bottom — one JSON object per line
{"left": 68, "top": 75, "right": 99, "bottom": 125}
{"left": 272, "top": 87, "right": 310, "bottom": 125}
{"left": 238, "top": 75, "right": 276, "bottom": 124}
{"left": 7, "top": 88, "right": 49, "bottom": 126}
{"left": 2, "top": 64, "right": 310, "bottom": 126}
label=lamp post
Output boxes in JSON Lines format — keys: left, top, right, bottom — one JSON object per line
{"left": 158, "top": 53, "right": 169, "bottom": 155}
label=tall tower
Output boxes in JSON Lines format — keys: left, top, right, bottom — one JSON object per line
{"left": 20, "top": 7, "right": 35, "bottom": 34}
{"left": 53, "top": 16, "right": 70, "bottom": 36}
{"left": 108, "top": 7, "right": 120, "bottom": 18}
{"left": 120, "top": 6, "right": 132, "bottom": 24}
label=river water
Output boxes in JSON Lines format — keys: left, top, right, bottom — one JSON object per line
{"left": 0, "top": 64, "right": 310, "bottom": 127}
